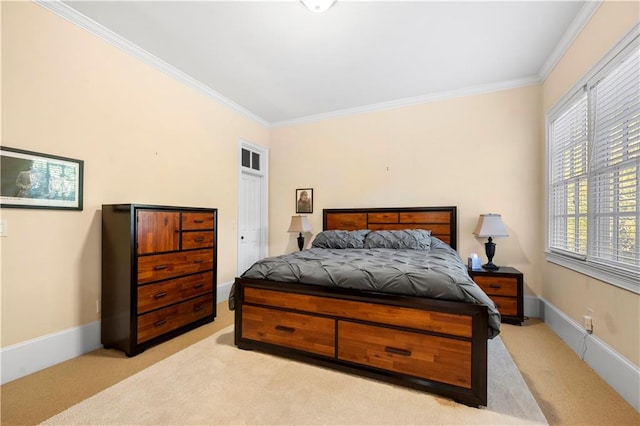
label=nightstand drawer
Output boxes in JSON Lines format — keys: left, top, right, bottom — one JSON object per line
{"left": 241, "top": 305, "right": 335, "bottom": 357}
{"left": 473, "top": 275, "right": 518, "bottom": 297}
{"left": 489, "top": 296, "right": 518, "bottom": 317}
{"left": 337, "top": 321, "right": 472, "bottom": 388}
{"left": 468, "top": 267, "right": 524, "bottom": 325}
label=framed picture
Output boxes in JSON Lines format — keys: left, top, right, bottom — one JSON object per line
{"left": 0, "top": 146, "right": 84, "bottom": 210}
{"left": 296, "top": 188, "right": 313, "bottom": 214}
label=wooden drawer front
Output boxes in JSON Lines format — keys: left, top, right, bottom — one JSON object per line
{"left": 325, "top": 213, "right": 367, "bottom": 231}
{"left": 182, "top": 231, "right": 214, "bottom": 250}
{"left": 137, "top": 271, "right": 213, "bottom": 314}
{"left": 490, "top": 296, "right": 518, "bottom": 317}
{"left": 241, "top": 305, "right": 335, "bottom": 357}
{"left": 244, "top": 287, "right": 471, "bottom": 338}
{"left": 138, "top": 249, "right": 213, "bottom": 284}
{"left": 338, "top": 321, "right": 472, "bottom": 388}
{"left": 137, "top": 211, "right": 180, "bottom": 254}
{"left": 137, "top": 294, "right": 213, "bottom": 343}
{"left": 473, "top": 276, "right": 518, "bottom": 297}
{"left": 182, "top": 212, "right": 214, "bottom": 230}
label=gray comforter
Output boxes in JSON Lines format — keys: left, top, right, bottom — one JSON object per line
{"left": 233, "top": 238, "right": 501, "bottom": 338}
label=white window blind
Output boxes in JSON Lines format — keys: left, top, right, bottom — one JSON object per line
{"left": 590, "top": 47, "right": 639, "bottom": 272}
{"left": 547, "top": 30, "right": 639, "bottom": 293}
{"left": 550, "top": 92, "right": 589, "bottom": 257}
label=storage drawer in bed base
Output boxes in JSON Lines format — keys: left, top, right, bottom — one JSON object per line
{"left": 234, "top": 278, "right": 488, "bottom": 408}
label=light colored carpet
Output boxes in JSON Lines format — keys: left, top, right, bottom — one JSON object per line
{"left": 42, "top": 326, "right": 547, "bottom": 425}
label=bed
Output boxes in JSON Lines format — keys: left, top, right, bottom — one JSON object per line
{"left": 232, "top": 206, "right": 498, "bottom": 407}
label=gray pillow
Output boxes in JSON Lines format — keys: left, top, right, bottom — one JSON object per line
{"left": 311, "top": 230, "right": 370, "bottom": 249}
{"left": 364, "top": 229, "right": 432, "bottom": 250}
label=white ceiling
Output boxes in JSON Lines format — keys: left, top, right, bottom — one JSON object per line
{"left": 51, "top": 1, "right": 594, "bottom": 126}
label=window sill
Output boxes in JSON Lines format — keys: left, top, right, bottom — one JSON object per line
{"left": 545, "top": 251, "right": 639, "bottom": 295}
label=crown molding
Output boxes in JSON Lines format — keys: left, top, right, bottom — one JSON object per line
{"left": 34, "top": 0, "right": 592, "bottom": 129}
{"left": 538, "top": 0, "right": 602, "bottom": 80}
{"left": 271, "top": 76, "right": 541, "bottom": 128}
{"left": 34, "top": 0, "right": 270, "bottom": 128}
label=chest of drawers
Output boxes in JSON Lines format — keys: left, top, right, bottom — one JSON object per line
{"left": 102, "top": 204, "right": 217, "bottom": 356}
{"left": 469, "top": 267, "right": 523, "bottom": 325}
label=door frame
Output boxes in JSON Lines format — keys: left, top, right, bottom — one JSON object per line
{"left": 237, "top": 138, "right": 269, "bottom": 276}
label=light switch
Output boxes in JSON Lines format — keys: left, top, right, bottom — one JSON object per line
{"left": 0, "top": 220, "right": 7, "bottom": 237}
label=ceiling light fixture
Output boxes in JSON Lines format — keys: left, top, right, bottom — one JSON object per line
{"left": 300, "top": 0, "right": 337, "bottom": 13}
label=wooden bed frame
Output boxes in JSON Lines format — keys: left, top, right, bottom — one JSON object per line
{"left": 234, "top": 206, "right": 488, "bottom": 407}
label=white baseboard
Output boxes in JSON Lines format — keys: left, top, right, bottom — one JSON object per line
{"left": 540, "top": 297, "right": 640, "bottom": 412}
{"left": 1, "top": 281, "right": 235, "bottom": 385}
{"left": 1, "top": 320, "right": 101, "bottom": 385}
{"left": 216, "top": 280, "right": 233, "bottom": 305}
{"left": 524, "top": 294, "right": 542, "bottom": 318}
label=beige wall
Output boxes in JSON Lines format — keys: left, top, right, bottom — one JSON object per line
{"left": 270, "top": 85, "right": 543, "bottom": 295}
{"left": 1, "top": 2, "right": 269, "bottom": 346}
{"left": 541, "top": 0, "right": 639, "bottom": 365}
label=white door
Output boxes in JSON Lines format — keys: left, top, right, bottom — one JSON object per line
{"left": 237, "top": 140, "right": 268, "bottom": 276}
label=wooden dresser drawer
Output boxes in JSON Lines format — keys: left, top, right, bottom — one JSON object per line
{"left": 138, "top": 249, "right": 213, "bottom": 283}
{"left": 182, "top": 231, "right": 214, "bottom": 250}
{"left": 137, "top": 271, "right": 213, "bottom": 314}
{"left": 337, "top": 321, "right": 472, "bottom": 388}
{"left": 137, "top": 294, "right": 213, "bottom": 343}
{"left": 182, "top": 212, "right": 215, "bottom": 230}
{"left": 473, "top": 275, "right": 518, "bottom": 297}
{"left": 489, "top": 296, "right": 518, "bottom": 317}
{"left": 241, "top": 305, "right": 335, "bottom": 357}
{"left": 244, "top": 287, "right": 472, "bottom": 338}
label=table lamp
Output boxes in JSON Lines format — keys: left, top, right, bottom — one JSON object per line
{"left": 288, "top": 215, "right": 312, "bottom": 251}
{"left": 473, "top": 214, "right": 509, "bottom": 270}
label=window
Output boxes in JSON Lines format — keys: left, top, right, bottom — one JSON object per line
{"left": 547, "top": 30, "right": 639, "bottom": 294}
{"left": 241, "top": 148, "right": 261, "bottom": 171}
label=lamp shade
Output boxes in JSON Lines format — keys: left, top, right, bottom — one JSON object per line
{"left": 473, "top": 214, "right": 508, "bottom": 238}
{"left": 287, "top": 215, "right": 312, "bottom": 233}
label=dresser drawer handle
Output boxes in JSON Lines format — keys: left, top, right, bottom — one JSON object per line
{"left": 154, "top": 292, "right": 168, "bottom": 299}
{"left": 194, "top": 238, "right": 205, "bottom": 242}
{"left": 385, "top": 346, "right": 412, "bottom": 357}
{"left": 154, "top": 319, "right": 167, "bottom": 327}
{"left": 194, "top": 219, "right": 205, "bottom": 224}
{"left": 153, "top": 265, "right": 168, "bottom": 271}
{"left": 194, "top": 259, "right": 204, "bottom": 264}
{"left": 275, "top": 325, "right": 295, "bottom": 334}
{"left": 489, "top": 284, "right": 501, "bottom": 289}
{"left": 193, "top": 304, "right": 205, "bottom": 312}
{"left": 495, "top": 303, "right": 501, "bottom": 308}
{"left": 193, "top": 283, "right": 204, "bottom": 289}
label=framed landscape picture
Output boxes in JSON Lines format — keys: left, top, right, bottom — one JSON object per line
{"left": 0, "top": 146, "right": 84, "bottom": 210}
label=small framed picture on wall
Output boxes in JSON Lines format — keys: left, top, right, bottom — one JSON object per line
{"left": 296, "top": 188, "right": 313, "bottom": 213}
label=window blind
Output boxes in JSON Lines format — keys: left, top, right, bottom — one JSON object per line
{"left": 549, "top": 92, "right": 589, "bottom": 256}
{"left": 590, "top": 47, "right": 639, "bottom": 271}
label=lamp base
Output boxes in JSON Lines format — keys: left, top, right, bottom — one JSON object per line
{"left": 297, "top": 233, "right": 305, "bottom": 251}
{"left": 482, "top": 262, "right": 500, "bottom": 271}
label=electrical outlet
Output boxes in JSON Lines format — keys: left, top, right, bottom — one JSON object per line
{"left": 583, "top": 315, "right": 593, "bottom": 333}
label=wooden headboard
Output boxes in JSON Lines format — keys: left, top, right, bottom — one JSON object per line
{"left": 323, "top": 206, "right": 457, "bottom": 250}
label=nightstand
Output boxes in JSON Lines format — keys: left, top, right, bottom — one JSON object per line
{"left": 469, "top": 266, "right": 524, "bottom": 325}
